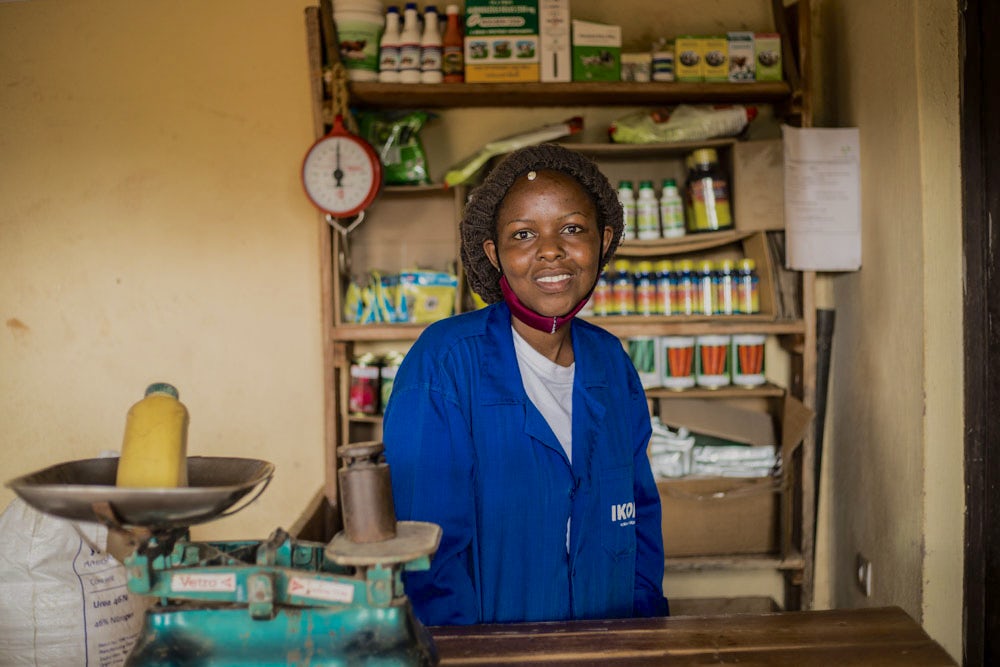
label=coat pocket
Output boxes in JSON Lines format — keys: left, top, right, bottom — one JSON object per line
{"left": 600, "top": 465, "right": 637, "bottom": 559}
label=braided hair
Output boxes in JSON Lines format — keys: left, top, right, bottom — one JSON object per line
{"left": 460, "top": 143, "right": 625, "bottom": 304}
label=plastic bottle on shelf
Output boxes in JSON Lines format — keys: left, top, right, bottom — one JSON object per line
{"left": 674, "top": 259, "right": 697, "bottom": 315}
{"left": 377, "top": 6, "right": 402, "bottom": 83}
{"left": 610, "top": 259, "right": 635, "bottom": 315}
{"left": 634, "top": 260, "right": 656, "bottom": 316}
{"left": 659, "top": 178, "right": 686, "bottom": 238}
{"left": 696, "top": 259, "right": 717, "bottom": 316}
{"left": 715, "top": 258, "right": 737, "bottom": 315}
{"left": 736, "top": 257, "right": 761, "bottom": 314}
{"left": 441, "top": 4, "right": 465, "bottom": 83}
{"left": 685, "top": 147, "right": 734, "bottom": 233}
{"left": 420, "top": 6, "right": 443, "bottom": 83}
{"left": 398, "top": 2, "right": 422, "bottom": 83}
{"left": 617, "top": 181, "right": 637, "bottom": 241}
{"left": 636, "top": 180, "right": 660, "bottom": 240}
{"left": 655, "top": 259, "right": 675, "bottom": 316}
{"left": 591, "top": 272, "right": 611, "bottom": 316}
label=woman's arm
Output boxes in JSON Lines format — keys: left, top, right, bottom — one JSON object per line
{"left": 383, "top": 381, "right": 480, "bottom": 626}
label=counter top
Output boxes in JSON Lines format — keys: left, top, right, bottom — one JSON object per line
{"left": 431, "top": 605, "right": 955, "bottom": 666}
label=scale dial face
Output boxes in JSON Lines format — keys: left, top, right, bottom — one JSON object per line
{"left": 301, "top": 119, "right": 382, "bottom": 218}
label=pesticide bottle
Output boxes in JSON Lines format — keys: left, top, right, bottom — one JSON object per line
{"left": 117, "top": 383, "right": 189, "bottom": 488}
{"left": 378, "top": 6, "right": 402, "bottom": 83}
{"left": 419, "top": 6, "right": 443, "bottom": 83}
{"left": 398, "top": 2, "right": 422, "bottom": 83}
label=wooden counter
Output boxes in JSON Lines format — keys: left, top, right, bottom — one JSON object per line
{"left": 431, "top": 606, "right": 955, "bottom": 666}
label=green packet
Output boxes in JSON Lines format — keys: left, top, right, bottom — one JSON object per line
{"left": 355, "top": 110, "right": 435, "bottom": 186}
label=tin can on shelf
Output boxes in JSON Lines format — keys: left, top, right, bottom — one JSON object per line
{"left": 380, "top": 350, "right": 406, "bottom": 411}
{"left": 349, "top": 353, "right": 381, "bottom": 415}
{"left": 695, "top": 334, "right": 731, "bottom": 388}
{"left": 627, "top": 336, "right": 660, "bottom": 388}
{"left": 731, "top": 334, "right": 766, "bottom": 387}
{"left": 660, "top": 335, "right": 696, "bottom": 391}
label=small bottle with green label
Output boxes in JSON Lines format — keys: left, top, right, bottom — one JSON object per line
{"left": 617, "top": 181, "right": 637, "bottom": 241}
{"left": 636, "top": 181, "right": 660, "bottom": 240}
{"left": 659, "top": 178, "right": 686, "bottom": 238}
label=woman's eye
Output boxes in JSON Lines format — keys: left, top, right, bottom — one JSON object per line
{"left": 512, "top": 229, "right": 534, "bottom": 241}
{"left": 562, "top": 224, "right": 584, "bottom": 235}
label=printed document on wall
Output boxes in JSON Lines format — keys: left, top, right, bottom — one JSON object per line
{"left": 782, "top": 125, "right": 861, "bottom": 271}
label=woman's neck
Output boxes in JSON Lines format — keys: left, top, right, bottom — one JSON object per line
{"left": 511, "top": 317, "right": 574, "bottom": 366}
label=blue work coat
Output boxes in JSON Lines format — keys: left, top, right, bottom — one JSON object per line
{"left": 383, "top": 302, "right": 668, "bottom": 626}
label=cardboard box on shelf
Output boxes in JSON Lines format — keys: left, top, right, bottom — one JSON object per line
{"left": 539, "top": 0, "right": 571, "bottom": 82}
{"left": 674, "top": 36, "right": 703, "bottom": 81}
{"left": 465, "top": 0, "right": 540, "bottom": 83}
{"left": 702, "top": 36, "right": 729, "bottom": 82}
{"left": 571, "top": 19, "right": 621, "bottom": 82}
{"left": 655, "top": 394, "right": 813, "bottom": 557}
{"left": 754, "top": 32, "right": 783, "bottom": 81}
{"left": 732, "top": 138, "right": 785, "bottom": 231}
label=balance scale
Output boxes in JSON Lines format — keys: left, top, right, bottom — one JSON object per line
{"left": 6, "top": 442, "right": 442, "bottom": 666}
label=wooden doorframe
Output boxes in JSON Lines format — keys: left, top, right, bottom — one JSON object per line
{"left": 961, "top": 0, "right": 999, "bottom": 664}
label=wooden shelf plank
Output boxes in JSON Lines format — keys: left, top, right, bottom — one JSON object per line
{"left": 342, "top": 81, "right": 793, "bottom": 109}
{"left": 665, "top": 551, "right": 805, "bottom": 572}
{"left": 648, "top": 382, "right": 786, "bottom": 400}
{"left": 617, "top": 230, "right": 756, "bottom": 256}
{"left": 331, "top": 318, "right": 805, "bottom": 342}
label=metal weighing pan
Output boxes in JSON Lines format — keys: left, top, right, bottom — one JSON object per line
{"left": 6, "top": 456, "right": 274, "bottom": 531}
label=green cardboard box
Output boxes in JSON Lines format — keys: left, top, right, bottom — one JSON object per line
{"left": 571, "top": 19, "right": 621, "bottom": 82}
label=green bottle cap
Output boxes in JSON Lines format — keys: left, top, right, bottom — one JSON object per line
{"left": 145, "top": 382, "right": 179, "bottom": 399}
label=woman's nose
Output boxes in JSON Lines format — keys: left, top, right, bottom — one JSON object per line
{"left": 536, "top": 233, "right": 565, "bottom": 259}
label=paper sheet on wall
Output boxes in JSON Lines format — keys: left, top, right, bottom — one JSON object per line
{"left": 782, "top": 125, "right": 862, "bottom": 270}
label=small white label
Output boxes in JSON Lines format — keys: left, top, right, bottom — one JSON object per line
{"left": 171, "top": 572, "right": 237, "bottom": 593}
{"left": 287, "top": 576, "right": 355, "bottom": 604}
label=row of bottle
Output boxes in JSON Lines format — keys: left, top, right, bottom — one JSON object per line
{"left": 618, "top": 148, "right": 735, "bottom": 240}
{"left": 585, "top": 258, "right": 761, "bottom": 317}
{"left": 379, "top": 3, "right": 464, "bottom": 84}
{"left": 618, "top": 179, "right": 686, "bottom": 240}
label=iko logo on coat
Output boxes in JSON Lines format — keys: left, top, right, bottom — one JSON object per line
{"left": 611, "top": 501, "right": 636, "bottom": 525}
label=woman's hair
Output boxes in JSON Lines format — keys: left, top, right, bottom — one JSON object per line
{"left": 460, "top": 143, "right": 624, "bottom": 304}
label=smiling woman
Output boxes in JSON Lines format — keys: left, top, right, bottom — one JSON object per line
{"left": 382, "top": 144, "right": 669, "bottom": 627}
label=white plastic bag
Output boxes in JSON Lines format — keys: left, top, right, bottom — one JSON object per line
{"left": 0, "top": 498, "right": 148, "bottom": 666}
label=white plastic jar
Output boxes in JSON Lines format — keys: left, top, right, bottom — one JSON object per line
{"left": 334, "top": 0, "right": 385, "bottom": 81}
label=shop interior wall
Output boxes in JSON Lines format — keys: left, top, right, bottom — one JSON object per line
{"left": 0, "top": 0, "right": 328, "bottom": 541}
{"left": 0, "top": 0, "right": 964, "bottom": 657}
{"left": 810, "top": 0, "right": 963, "bottom": 660}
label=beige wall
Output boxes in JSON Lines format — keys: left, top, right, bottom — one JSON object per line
{"left": 813, "top": 0, "right": 963, "bottom": 659}
{"left": 0, "top": 0, "right": 964, "bottom": 659}
{"left": 0, "top": 0, "right": 327, "bottom": 540}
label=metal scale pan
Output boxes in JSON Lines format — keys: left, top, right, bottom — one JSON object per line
{"left": 6, "top": 456, "right": 273, "bottom": 531}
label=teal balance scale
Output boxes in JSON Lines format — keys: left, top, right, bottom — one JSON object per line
{"left": 6, "top": 443, "right": 441, "bottom": 666}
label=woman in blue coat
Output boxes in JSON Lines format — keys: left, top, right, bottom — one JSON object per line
{"left": 383, "top": 143, "right": 669, "bottom": 626}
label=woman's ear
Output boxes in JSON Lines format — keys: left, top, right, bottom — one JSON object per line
{"left": 483, "top": 239, "right": 500, "bottom": 271}
{"left": 601, "top": 225, "right": 614, "bottom": 256}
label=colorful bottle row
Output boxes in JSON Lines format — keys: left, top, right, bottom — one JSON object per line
{"left": 378, "top": 3, "right": 464, "bottom": 84}
{"left": 585, "top": 258, "right": 760, "bottom": 317}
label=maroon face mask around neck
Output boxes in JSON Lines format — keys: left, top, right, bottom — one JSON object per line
{"left": 499, "top": 275, "right": 591, "bottom": 334}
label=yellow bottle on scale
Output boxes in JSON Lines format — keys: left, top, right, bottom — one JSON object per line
{"left": 116, "top": 382, "right": 189, "bottom": 487}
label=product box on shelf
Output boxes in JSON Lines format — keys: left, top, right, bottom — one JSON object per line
{"left": 655, "top": 394, "right": 813, "bottom": 557}
{"left": 702, "top": 35, "right": 729, "bottom": 82}
{"left": 754, "top": 32, "right": 783, "bottom": 81}
{"left": 732, "top": 138, "right": 785, "bottom": 231}
{"left": 674, "top": 36, "right": 703, "bottom": 81}
{"left": 727, "top": 31, "right": 755, "bottom": 82}
{"left": 464, "top": 0, "right": 540, "bottom": 83}
{"left": 571, "top": 19, "right": 621, "bottom": 82}
{"left": 539, "top": 0, "right": 571, "bottom": 82}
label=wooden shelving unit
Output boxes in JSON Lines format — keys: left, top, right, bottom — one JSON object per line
{"left": 304, "top": 0, "right": 817, "bottom": 612}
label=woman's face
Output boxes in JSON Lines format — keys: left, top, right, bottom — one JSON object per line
{"left": 483, "top": 169, "right": 613, "bottom": 318}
